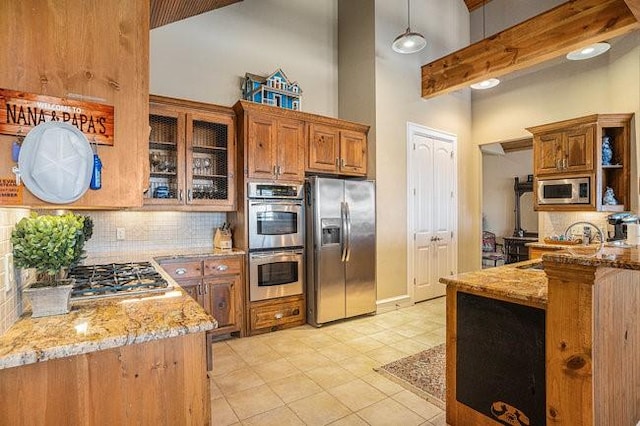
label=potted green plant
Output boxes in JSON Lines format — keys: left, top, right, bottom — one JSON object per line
{"left": 11, "top": 212, "right": 91, "bottom": 317}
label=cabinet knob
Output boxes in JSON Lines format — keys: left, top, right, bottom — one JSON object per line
{"left": 274, "top": 312, "right": 284, "bottom": 319}
{"left": 175, "top": 268, "right": 187, "bottom": 275}
{"left": 215, "top": 264, "right": 229, "bottom": 271}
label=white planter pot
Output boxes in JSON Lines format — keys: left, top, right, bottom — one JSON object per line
{"left": 24, "top": 280, "right": 74, "bottom": 318}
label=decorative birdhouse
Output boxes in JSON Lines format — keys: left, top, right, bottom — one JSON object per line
{"left": 241, "top": 68, "right": 302, "bottom": 111}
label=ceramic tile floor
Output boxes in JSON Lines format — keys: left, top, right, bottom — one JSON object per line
{"left": 210, "top": 297, "right": 447, "bottom": 426}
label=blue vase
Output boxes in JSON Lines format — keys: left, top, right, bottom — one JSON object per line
{"left": 602, "top": 136, "right": 613, "bottom": 165}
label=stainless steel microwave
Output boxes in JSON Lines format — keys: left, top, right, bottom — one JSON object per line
{"left": 537, "top": 177, "right": 590, "bottom": 204}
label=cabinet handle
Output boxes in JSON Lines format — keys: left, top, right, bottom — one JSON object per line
{"left": 273, "top": 165, "right": 278, "bottom": 176}
{"left": 274, "top": 312, "right": 284, "bottom": 319}
{"left": 197, "top": 284, "right": 202, "bottom": 295}
{"left": 335, "top": 158, "right": 339, "bottom": 167}
{"left": 341, "top": 158, "right": 345, "bottom": 168}
{"left": 278, "top": 165, "right": 283, "bottom": 175}
{"left": 179, "top": 189, "right": 184, "bottom": 202}
{"left": 175, "top": 268, "right": 187, "bottom": 276}
{"left": 188, "top": 188, "right": 193, "bottom": 202}
{"left": 215, "top": 264, "right": 229, "bottom": 272}
{"left": 203, "top": 284, "right": 208, "bottom": 294}
{"left": 563, "top": 158, "right": 567, "bottom": 169}
{"left": 556, "top": 159, "right": 561, "bottom": 170}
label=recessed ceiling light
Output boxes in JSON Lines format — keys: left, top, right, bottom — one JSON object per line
{"left": 566, "top": 42, "right": 610, "bottom": 60}
{"left": 470, "top": 78, "right": 500, "bottom": 90}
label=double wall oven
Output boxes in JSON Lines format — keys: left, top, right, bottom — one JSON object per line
{"left": 247, "top": 182, "right": 304, "bottom": 302}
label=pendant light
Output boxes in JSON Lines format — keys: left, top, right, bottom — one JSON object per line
{"left": 392, "top": 0, "right": 426, "bottom": 54}
{"left": 470, "top": 1, "right": 500, "bottom": 90}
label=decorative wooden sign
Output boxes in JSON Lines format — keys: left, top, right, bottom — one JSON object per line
{"left": 0, "top": 88, "right": 114, "bottom": 145}
{"left": 0, "top": 177, "right": 23, "bottom": 205}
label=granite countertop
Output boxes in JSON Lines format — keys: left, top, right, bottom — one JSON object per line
{"left": 0, "top": 261, "right": 216, "bottom": 370}
{"left": 542, "top": 244, "right": 640, "bottom": 270}
{"left": 439, "top": 260, "right": 548, "bottom": 308}
{"left": 154, "top": 248, "right": 245, "bottom": 263}
{"left": 526, "top": 241, "right": 571, "bottom": 249}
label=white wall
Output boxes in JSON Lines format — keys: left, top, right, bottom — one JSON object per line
{"left": 373, "top": 0, "right": 473, "bottom": 300}
{"left": 482, "top": 150, "right": 537, "bottom": 239}
{"left": 150, "top": 0, "right": 339, "bottom": 116}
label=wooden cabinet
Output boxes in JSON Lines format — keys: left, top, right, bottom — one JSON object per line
{"left": 528, "top": 245, "right": 564, "bottom": 260}
{"left": 245, "top": 112, "right": 304, "bottom": 182}
{"left": 308, "top": 124, "right": 368, "bottom": 176}
{"left": 159, "top": 254, "right": 244, "bottom": 338}
{"left": 528, "top": 113, "right": 633, "bottom": 212}
{"left": 248, "top": 294, "right": 305, "bottom": 335}
{"left": 0, "top": 0, "right": 149, "bottom": 209}
{"left": 534, "top": 125, "right": 594, "bottom": 176}
{"left": 146, "top": 95, "right": 236, "bottom": 211}
{"left": 234, "top": 101, "right": 370, "bottom": 185}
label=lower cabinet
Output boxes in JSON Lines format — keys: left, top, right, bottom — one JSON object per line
{"left": 159, "top": 254, "right": 245, "bottom": 369}
{"left": 248, "top": 294, "right": 305, "bottom": 335}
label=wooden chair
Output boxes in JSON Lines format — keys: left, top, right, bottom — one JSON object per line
{"left": 482, "top": 231, "right": 505, "bottom": 267}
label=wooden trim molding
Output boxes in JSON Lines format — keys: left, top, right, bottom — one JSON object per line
{"left": 421, "top": 0, "right": 640, "bottom": 99}
{"left": 624, "top": 0, "right": 640, "bottom": 21}
{"left": 464, "top": 0, "right": 493, "bottom": 12}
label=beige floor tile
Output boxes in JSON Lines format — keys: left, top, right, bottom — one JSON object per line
{"left": 242, "top": 406, "right": 305, "bottom": 426}
{"left": 304, "top": 364, "right": 358, "bottom": 389}
{"left": 365, "top": 345, "right": 410, "bottom": 364}
{"left": 344, "top": 335, "right": 386, "bottom": 352}
{"left": 268, "top": 338, "right": 316, "bottom": 357}
{"left": 287, "top": 351, "right": 335, "bottom": 371}
{"left": 211, "top": 349, "right": 249, "bottom": 377}
{"left": 368, "top": 329, "right": 407, "bottom": 344}
{"left": 236, "top": 345, "right": 285, "bottom": 366}
{"left": 323, "top": 326, "right": 365, "bottom": 342}
{"left": 327, "top": 413, "right": 370, "bottom": 425}
{"left": 317, "top": 342, "right": 362, "bottom": 362}
{"left": 394, "top": 323, "right": 434, "bottom": 338}
{"left": 389, "top": 338, "right": 432, "bottom": 356}
{"left": 209, "top": 377, "right": 223, "bottom": 399}
{"left": 268, "top": 372, "right": 323, "bottom": 403}
{"left": 407, "top": 319, "right": 443, "bottom": 334}
{"left": 288, "top": 391, "right": 352, "bottom": 426}
{"left": 297, "top": 332, "right": 343, "bottom": 348}
{"left": 412, "top": 332, "right": 446, "bottom": 348}
{"left": 425, "top": 411, "right": 447, "bottom": 426}
{"left": 253, "top": 357, "right": 301, "bottom": 383}
{"left": 339, "top": 353, "right": 380, "bottom": 377}
{"left": 360, "top": 372, "right": 406, "bottom": 396}
{"left": 225, "top": 384, "right": 284, "bottom": 420}
{"left": 392, "top": 390, "right": 442, "bottom": 420}
{"left": 214, "top": 367, "right": 265, "bottom": 396}
{"left": 210, "top": 397, "right": 239, "bottom": 426}
{"left": 327, "top": 378, "right": 387, "bottom": 411}
{"left": 357, "top": 398, "right": 425, "bottom": 426}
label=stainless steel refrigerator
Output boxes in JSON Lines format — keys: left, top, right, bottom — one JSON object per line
{"left": 306, "top": 176, "right": 376, "bottom": 326}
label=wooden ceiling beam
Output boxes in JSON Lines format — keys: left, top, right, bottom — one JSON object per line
{"left": 422, "top": 0, "right": 640, "bottom": 99}
{"left": 150, "top": 0, "right": 242, "bottom": 29}
{"left": 624, "top": 0, "right": 640, "bottom": 21}
{"left": 464, "top": 0, "right": 493, "bottom": 12}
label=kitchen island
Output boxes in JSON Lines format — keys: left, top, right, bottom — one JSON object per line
{"left": 0, "top": 271, "right": 216, "bottom": 425}
{"left": 441, "top": 246, "right": 640, "bottom": 426}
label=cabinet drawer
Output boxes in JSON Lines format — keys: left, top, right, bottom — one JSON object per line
{"left": 250, "top": 299, "right": 304, "bottom": 331}
{"left": 203, "top": 256, "right": 241, "bottom": 276}
{"left": 161, "top": 261, "right": 203, "bottom": 279}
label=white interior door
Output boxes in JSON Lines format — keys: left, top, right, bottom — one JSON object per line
{"left": 408, "top": 123, "right": 457, "bottom": 302}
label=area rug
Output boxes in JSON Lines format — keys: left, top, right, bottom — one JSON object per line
{"left": 374, "top": 343, "right": 446, "bottom": 409}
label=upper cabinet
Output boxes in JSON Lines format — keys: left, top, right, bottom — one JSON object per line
{"left": 0, "top": 0, "right": 149, "bottom": 209}
{"left": 234, "top": 101, "right": 369, "bottom": 184}
{"left": 308, "top": 124, "right": 367, "bottom": 176}
{"left": 528, "top": 114, "right": 633, "bottom": 212}
{"left": 245, "top": 113, "right": 304, "bottom": 182}
{"left": 146, "top": 96, "right": 236, "bottom": 211}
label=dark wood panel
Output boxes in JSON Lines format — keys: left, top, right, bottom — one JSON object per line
{"left": 151, "top": 0, "right": 242, "bottom": 29}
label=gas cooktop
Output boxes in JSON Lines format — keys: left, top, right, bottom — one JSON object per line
{"left": 68, "top": 262, "right": 169, "bottom": 300}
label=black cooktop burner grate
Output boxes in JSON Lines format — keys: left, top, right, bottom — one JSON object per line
{"left": 68, "top": 262, "right": 169, "bottom": 299}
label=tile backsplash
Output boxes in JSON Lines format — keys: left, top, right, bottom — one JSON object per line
{"left": 0, "top": 208, "right": 34, "bottom": 334}
{"left": 538, "top": 211, "right": 611, "bottom": 241}
{"left": 79, "top": 211, "right": 227, "bottom": 264}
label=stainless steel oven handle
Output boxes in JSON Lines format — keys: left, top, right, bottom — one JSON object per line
{"left": 248, "top": 201, "right": 303, "bottom": 207}
{"left": 250, "top": 250, "right": 303, "bottom": 259}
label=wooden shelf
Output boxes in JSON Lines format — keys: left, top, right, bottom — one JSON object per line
{"left": 601, "top": 164, "right": 623, "bottom": 169}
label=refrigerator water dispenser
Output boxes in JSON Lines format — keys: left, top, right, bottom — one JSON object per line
{"left": 321, "top": 219, "right": 341, "bottom": 245}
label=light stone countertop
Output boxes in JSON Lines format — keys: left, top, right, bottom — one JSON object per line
{"left": 0, "top": 260, "right": 216, "bottom": 370}
{"left": 440, "top": 245, "right": 640, "bottom": 310}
